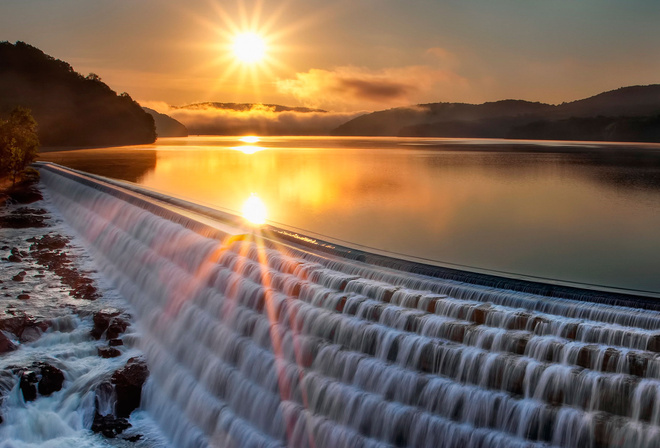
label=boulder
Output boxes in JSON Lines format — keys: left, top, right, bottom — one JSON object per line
{"left": 16, "top": 363, "right": 65, "bottom": 401}
{"left": 0, "top": 313, "right": 49, "bottom": 343}
{"left": 108, "top": 339, "right": 124, "bottom": 347}
{"left": 91, "top": 413, "right": 131, "bottom": 438}
{"left": 106, "top": 318, "right": 128, "bottom": 340}
{"left": 19, "top": 370, "right": 38, "bottom": 402}
{"left": 111, "top": 357, "right": 149, "bottom": 418}
{"left": 19, "top": 325, "right": 42, "bottom": 342}
{"left": 0, "top": 332, "right": 16, "bottom": 353}
{"left": 91, "top": 308, "right": 122, "bottom": 340}
{"left": 37, "top": 364, "right": 65, "bottom": 396}
{"left": 98, "top": 347, "right": 121, "bottom": 358}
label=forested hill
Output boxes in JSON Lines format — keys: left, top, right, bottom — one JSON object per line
{"left": 0, "top": 41, "right": 155, "bottom": 147}
{"left": 333, "top": 85, "right": 660, "bottom": 143}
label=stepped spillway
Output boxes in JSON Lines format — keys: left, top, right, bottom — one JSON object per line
{"left": 38, "top": 163, "right": 660, "bottom": 448}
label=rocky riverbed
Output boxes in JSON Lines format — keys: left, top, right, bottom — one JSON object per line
{"left": 0, "top": 180, "right": 168, "bottom": 447}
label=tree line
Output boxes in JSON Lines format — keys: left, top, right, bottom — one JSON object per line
{"left": 0, "top": 107, "right": 39, "bottom": 185}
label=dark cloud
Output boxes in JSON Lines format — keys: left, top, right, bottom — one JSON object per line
{"left": 335, "top": 78, "right": 414, "bottom": 102}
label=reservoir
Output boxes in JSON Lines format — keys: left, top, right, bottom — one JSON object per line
{"left": 39, "top": 136, "right": 660, "bottom": 295}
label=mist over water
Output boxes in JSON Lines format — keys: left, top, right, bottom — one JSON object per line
{"left": 39, "top": 136, "right": 660, "bottom": 293}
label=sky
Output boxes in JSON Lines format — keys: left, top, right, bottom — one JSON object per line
{"left": 2, "top": 0, "right": 660, "bottom": 112}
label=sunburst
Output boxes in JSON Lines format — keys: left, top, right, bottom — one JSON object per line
{"left": 178, "top": 0, "right": 340, "bottom": 104}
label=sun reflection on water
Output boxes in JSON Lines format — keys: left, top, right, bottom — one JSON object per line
{"left": 239, "top": 136, "right": 260, "bottom": 143}
{"left": 242, "top": 193, "right": 267, "bottom": 225}
{"left": 232, "top": 145, "right": 265, "bottom": 155}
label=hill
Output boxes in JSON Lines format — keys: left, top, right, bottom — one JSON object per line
{"left": 143, "top": 108, "right": 188, "bottom": 137}
{"left": 0, "top": 41, "right": 155, "bottom": 147}
{"left": 333, "top": 85, "right": 660, "bottom": 143}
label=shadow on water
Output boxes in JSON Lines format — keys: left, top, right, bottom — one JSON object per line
{"left": 38, "top": 148, "right": 157, "bottom": 183}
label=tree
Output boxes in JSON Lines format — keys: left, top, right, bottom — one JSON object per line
{"left": 0, "top": 107, "right": 40, "bottom": 185}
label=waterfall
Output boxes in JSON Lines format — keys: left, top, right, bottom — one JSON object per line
{"left": 38, "top": 164, "right": 660, "bottom": 448}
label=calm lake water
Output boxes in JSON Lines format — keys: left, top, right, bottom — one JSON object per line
{"left": 39, "top": 136, "right": 660, "bottom": 295}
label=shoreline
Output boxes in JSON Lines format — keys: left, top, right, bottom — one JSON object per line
{"left": 0, "top": 179, "right": 166, "bottom": 446}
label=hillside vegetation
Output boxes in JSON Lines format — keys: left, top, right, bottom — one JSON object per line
{"left": 333, "top": 85, "right": 660, "bottom": 143}
{"left": 0, "top": 41, "right": 155, "bottom": 147}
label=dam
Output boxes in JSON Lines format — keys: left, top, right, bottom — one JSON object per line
{"left": 25, "top": 163, "right": 660, "bottom": 447}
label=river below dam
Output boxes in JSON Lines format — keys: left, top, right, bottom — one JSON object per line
{"left": 39, "top": 136, "right": 660, "bottom": 295}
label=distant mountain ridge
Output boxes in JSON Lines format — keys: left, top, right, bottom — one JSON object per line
{"left": 143, "top": 107, "right": 188, "bottom": 137}
{"left": 0, "top": 41, "right": 156, "bottom": 147}
{"left": 333, "top": 85, "right": 660, "bottom": 143}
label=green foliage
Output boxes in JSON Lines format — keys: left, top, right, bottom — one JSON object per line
{"left": 0, "top": 107, "right": 39, "bottom": 184}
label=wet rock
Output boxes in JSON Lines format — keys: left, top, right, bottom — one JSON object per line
{"left": 38, "top": 364, "right": 65, "bottom": 396}
{"left": 0, "top": 314, "right": 28, "bottom": 336}
{"left": 123, "top": 434, "right": 142, "bottom": 442}
{"left": 7, "top": 254, "right": 22, "bottom": 262}
{"left": 0, "top": 313, "right": 48, "bottom": 342}
{"left": 17, "top": 293, "right": 30, "bottom": 301}
{"left": 112, "top": 357, "right": 149, "bottom": 418}
{"left": 108, "top": 338, "right": 124, "bottom": 347}
{"left": 4, "top": 181, "right": 43, "bottom": 204}
{"left": 0, "top": 208, "right": 49, "bottom": 229}
{"left": 15, "top": 207, "right": 47, "bottom": 216}
{"left": 106, "top": 318, "right": 128, "bottom": 340}
{"left": 27, "top": 233, "right": 99, "bottom": 301}
{"left": 0, "top": 331, "right": 16, "bottom": 353}
{"left": 98, "top": 347, "right": 121, "bottom": 358}
{"left": 12, "top": 271, "right": 27, "bottom": 281}
{"left": 91, "top": 308, "right": 122, "bottom": 340}
{"left": 92, "top": 413, "right": 131, "bottom": 438}
{"left": 19, "top": 325, "right": 42, "bottom": 342}
{"left": 0, "top": 214, "right": 47, "bottom": 229}
{"left": 15, "top": 363, "right": 64, "bottom": 401}
{"left": 27, "top": 233, "right": 68, "bottom": 251}
{"left": 19, "top": 370, "right": 38, "bottom": 402}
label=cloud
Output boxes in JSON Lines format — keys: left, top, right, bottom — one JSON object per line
{"left": 140, "top": 102, "right": 363, "bottom": 135}
{"left": 276, "top": 65, "right": 468, "bottom": 111}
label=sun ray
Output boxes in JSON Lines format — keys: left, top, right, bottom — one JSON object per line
{"left": 169, "top": 0, "right": 349, "bottom": 113}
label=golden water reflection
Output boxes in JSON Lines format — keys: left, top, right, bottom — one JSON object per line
{"left": 38, "top": 137, "right": 660, "bottom": 293}
{"left": 232, "top": 145, "right": 265, "bottom": 155}
{"left": 242, "top": 193, "right": 267, "bottom": 225}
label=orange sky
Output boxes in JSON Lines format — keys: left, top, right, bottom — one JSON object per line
{"left": 2, "top": 0, "right": 660, "bottom": 111}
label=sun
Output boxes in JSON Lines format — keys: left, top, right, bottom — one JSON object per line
{"left": 233, "top": 32, "right": 266, "bottom": 63}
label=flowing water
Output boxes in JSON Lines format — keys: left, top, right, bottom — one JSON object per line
{"left": 38, "top": 136, "right": 660, "bottom": 295}
{"left": 15, "top": 163, "right": 660, "bottom": 447}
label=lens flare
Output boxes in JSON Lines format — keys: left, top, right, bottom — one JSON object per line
{"left": 242, "top": 193, "right": 267, "bottom": 225}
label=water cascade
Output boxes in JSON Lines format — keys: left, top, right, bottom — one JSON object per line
{"left": 38, "top": 164, "right": 660, "bottom": 448}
